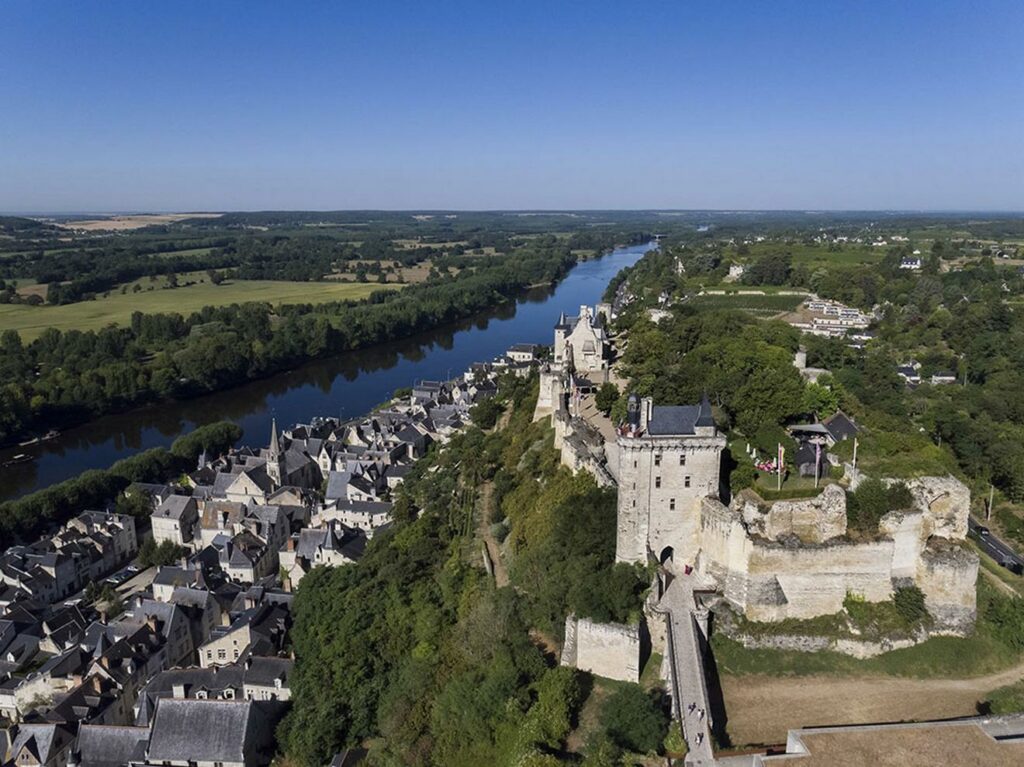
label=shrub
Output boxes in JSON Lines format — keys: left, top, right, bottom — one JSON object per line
{"left": 986, "top": 680, "right": 1024, "bottom": 714}
{"left": 893, "top": 585, "right": 928, "bottom": 625}
{"left": 847, "top": 478, "right": 913, "bottom": 534}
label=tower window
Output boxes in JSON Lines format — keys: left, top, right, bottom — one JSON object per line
{"left": 654, "top": 454, "right": 662, "bottom": 467}
{"left": 684, "top": 476, "right": 691, "bottom": 488}
{"left": 670, "top": 498, "right": 676, "bottom": 511}
{"left": 634, "top": 460, "right": 637, "bottom": 468}
{"left": 655, "top": 476, "right": 661, "bottom": 488}
{"left": 680, "top": 454, "right": 687, "bottom": 466}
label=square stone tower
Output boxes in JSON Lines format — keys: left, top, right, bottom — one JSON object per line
{"left": 615, "top": 394, "right": 726, "bottom": 566}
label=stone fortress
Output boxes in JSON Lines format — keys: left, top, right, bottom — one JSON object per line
{"left": 540, "top": 304, "right": 980, "bottom": 656}
{"left": 616, "top": 396, "right": 978, "bottom": 635}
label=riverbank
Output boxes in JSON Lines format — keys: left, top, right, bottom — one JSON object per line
{"left": 0, "top": 243, "right": 653, "bottom": 501}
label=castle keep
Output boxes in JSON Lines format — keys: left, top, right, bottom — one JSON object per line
{"left": 615, "top": 394, "right": 725, "bottom": 566}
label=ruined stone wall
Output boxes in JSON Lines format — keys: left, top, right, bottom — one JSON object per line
{"left": 739, "top": 484, "right": 847, "bottom": 544}
{"left": 917, "top": 541, "right": 978, "bottom": 633}
{"left": 743, "top": 540, "right": 895, "bottom": 621}
{"left": 696, "top": 478, "right": 978, "bottom": 633}
{"left": 561, "top": 615, "right": 643, "bottom": 683}
{"left": 902, "top": 476, "right": 971, "bottom": 540}
{"left": 533, "top": 367, "right": 563, "bottom": 422}
{"left": 557, "top": 415, "right": 615, "bottom": 488}
{"left": 878, "top": 509, "right": 926, "bottom": 579}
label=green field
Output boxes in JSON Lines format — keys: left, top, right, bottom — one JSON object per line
{"left": 0, "top": 279, "right": 389, "bottom": 340}
{"left": 741, "top": 242, "right": 887, "bottom": 268}
{"left": 688, "top": 292, "right": 804, "bottom": 316}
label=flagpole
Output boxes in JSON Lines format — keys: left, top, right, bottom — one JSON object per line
{"left": 777, "top": 443, "right": 782, "bottom": 491}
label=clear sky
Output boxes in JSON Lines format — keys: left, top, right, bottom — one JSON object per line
{"left": 1, "top": 0, "right": 1022, "bottom": 212}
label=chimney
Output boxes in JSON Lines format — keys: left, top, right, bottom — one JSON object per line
{"left": 90, "top": 675, "right": 103, "bottom": 694}
{"left": 172, "top": 682, "right": 187, "bottom": 698}
{"left": 145, "top": 615, "right": 159, "bottom": 633}
{"left": 639, "top": 397, "right": 653, "bottom": 432}
{"left": 99, "top": 655, "right": 110, "bottom": 670}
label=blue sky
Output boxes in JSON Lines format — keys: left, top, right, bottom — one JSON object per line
{"left": 1, "top": 0, "right": 1022, "bottom": 212}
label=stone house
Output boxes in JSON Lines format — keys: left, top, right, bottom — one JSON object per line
{"left": 143, "top": 698, "right": 278, "bottom": 767}
{"left": 151, "top": 497, "right": 199, "bottom": 549}
{"left": 4, "top": 723, "right": 75, "bottom": 767}
{"left": 197, "top": 604, "right": 289, "bottom": 669}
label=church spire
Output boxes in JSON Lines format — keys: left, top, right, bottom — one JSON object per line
{"left": 269, "top": 417, "right": 282, "bottom": 458}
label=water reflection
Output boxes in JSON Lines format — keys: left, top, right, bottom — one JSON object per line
{"left": 0, "top": 243, "right": 651, "bottom": 500}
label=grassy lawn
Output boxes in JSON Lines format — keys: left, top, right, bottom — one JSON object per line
{"left": 712, "top": 631, "right": 1019, "bottom": 680}
{"left": 829, "top": 425, "right": 958, "bottom": 479}
{"left": 751, "top": 473, "right": 834, "bottom": 500}
{"left": 0, "top": 279, "right": 390, "bottom": 340}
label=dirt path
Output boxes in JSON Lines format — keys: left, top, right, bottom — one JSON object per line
{"left": 477, "top": 480, "right": 510, "bottom": 587}
{"left": 721, "top": 659, "right": 1024, "bottom": 746}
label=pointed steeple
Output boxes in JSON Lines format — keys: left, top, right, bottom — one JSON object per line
{"left": 269, "top": 418, "right": 282, "bottom": 458}
{"left": 267, "top": 417, "right": 283, "bottom": 487}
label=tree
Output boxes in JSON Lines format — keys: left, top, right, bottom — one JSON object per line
{"left": 470, "top": 398, "right": 504, "bottom": 429}
{"left": 595, "top": 383, "right": 620, "bottom": 415}
{"left": 138, "top": 537, "right": 187, "bottom": 567}
{"left": 802, "top": 380, "right": 841, "bottom": 419}
{"left": 600, "top": 684, "right": 668, "bottom": 754}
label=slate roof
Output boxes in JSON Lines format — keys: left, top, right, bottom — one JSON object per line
{"left": 8, "top": 723, "right": 74, "bottom": 765}
{"left": 823, "top": 410, "right": 860, "bottom": 441}
{"left": 154, "top": 495, "right": 196, "bottom": 521}
{"left": 646, "top": 406, "right": 701, "bottom": 435}
{"left": 146, "top": 698, "right": 259, "bottom": 763}
{"left": 73, "top": 724, "right": 149, "bottom": 767}
{"left": 646, "top": 395, "right": 715, "bottom": 436}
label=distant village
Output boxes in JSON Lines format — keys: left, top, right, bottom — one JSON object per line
{"left": 0, "top": 342, "right": 544, "bottom": 767}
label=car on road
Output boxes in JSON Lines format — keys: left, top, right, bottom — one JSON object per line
{"left": 977, "top": 526, "right": 990, "bottom": 536}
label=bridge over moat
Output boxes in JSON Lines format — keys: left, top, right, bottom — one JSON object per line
{"left": 653, "top": 570, "right": 720, "bottom": 766}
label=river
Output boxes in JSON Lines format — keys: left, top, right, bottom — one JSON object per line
{"left": 0, "top": 242, "right": 652, "bottom": 502}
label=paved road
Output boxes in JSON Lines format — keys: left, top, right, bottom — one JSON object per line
{"left": 659, "top": 573, "right": 717, "bottom": 766}
{"left": 969, "top": 517, "right": 1024, "bottom": 572}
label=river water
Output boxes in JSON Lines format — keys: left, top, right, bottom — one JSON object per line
{"left": 0, "top": 242, "right": 652, "bottom": 501}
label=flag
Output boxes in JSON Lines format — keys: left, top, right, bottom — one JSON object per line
{"left": 777, "top": 443, "right": 785, "bottom": 472}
